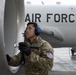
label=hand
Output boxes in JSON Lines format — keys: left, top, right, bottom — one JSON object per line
{"left": 19, "top": 42, "right": 31, "bottom": 56}
{"left": 6, "top": 54, "right": 11, "bottom": 62}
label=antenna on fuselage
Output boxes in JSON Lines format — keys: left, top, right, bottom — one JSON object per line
{"left": 41, "top": 1, "right": 44, "bottom": 4}
{"left": 27, "top": 1, "right": 31, "bottom": 4}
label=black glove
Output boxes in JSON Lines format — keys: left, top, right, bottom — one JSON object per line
{"left": 6, "top": 54, "right": 11, "bottom": 62}
{"left": 19, "top": 42, "right": 31, "bottom": 56}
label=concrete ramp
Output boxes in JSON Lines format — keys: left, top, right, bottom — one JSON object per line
{"left": 49, "top": 71, "right": 76, "bottom": 75}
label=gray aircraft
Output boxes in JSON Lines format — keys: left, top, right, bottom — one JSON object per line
{"left": 0, "top": 0, "right": 76, "bottom": 75}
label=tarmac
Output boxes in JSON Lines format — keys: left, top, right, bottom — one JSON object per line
{"left": 49, "top": 47, "right": 76, "bottom": 75}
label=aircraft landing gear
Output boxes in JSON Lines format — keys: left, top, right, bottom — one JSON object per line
{"left": 71, "top": 47, "right": 76, "bottom": 56}
{"left": 71, "top": 49, "right": 75, "bottom": 56}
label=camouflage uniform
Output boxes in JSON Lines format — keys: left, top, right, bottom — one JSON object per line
{"left": 8, "top": 36, "right": 54, "bottom": 75}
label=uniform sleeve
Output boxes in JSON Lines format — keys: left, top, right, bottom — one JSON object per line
{"left": 30, "top": 42, "right": 54, "bottom": 70}
{"left": 8, "top": 52, "right": 22, "bottom": 66}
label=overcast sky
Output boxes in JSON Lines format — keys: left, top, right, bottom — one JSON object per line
{"left": 25, "top": 0, "right": 76, "bottom": 5}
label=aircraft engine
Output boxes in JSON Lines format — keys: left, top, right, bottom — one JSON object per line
{"left": 0, "top": 0, "right": 25, "bottom": 75}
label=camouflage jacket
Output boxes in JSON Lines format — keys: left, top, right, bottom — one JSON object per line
{"left": 8, "top": 36, "right": 54, "bottom": 75}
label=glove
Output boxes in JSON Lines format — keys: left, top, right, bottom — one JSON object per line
{"left": 6, "top": 54, "right": 11, "bottom": 62}
{"left": 19, "top": 42, "right": 31, "bottom": 56}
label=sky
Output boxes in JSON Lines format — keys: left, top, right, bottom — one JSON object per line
{"left": 25, "top": 0, "right": 76, "bottom": 5}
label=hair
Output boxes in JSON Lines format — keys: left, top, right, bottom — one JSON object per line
{"left": 27, "top": 22, "right": 41, "bottom": 36}
{"left": 27, "top": 22, "right": 37, "bottom": 28}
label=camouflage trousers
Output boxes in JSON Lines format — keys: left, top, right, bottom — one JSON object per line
{"left": 25, "top": 71, "right": 48, "bottom": 75}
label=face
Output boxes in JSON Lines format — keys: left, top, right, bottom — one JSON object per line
{"left": 25, "top": 24, "right": 36, "bottom": 39}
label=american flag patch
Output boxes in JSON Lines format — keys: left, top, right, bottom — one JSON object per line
{"left": 47, "top": 51, "right": 53, "bottom": 59}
